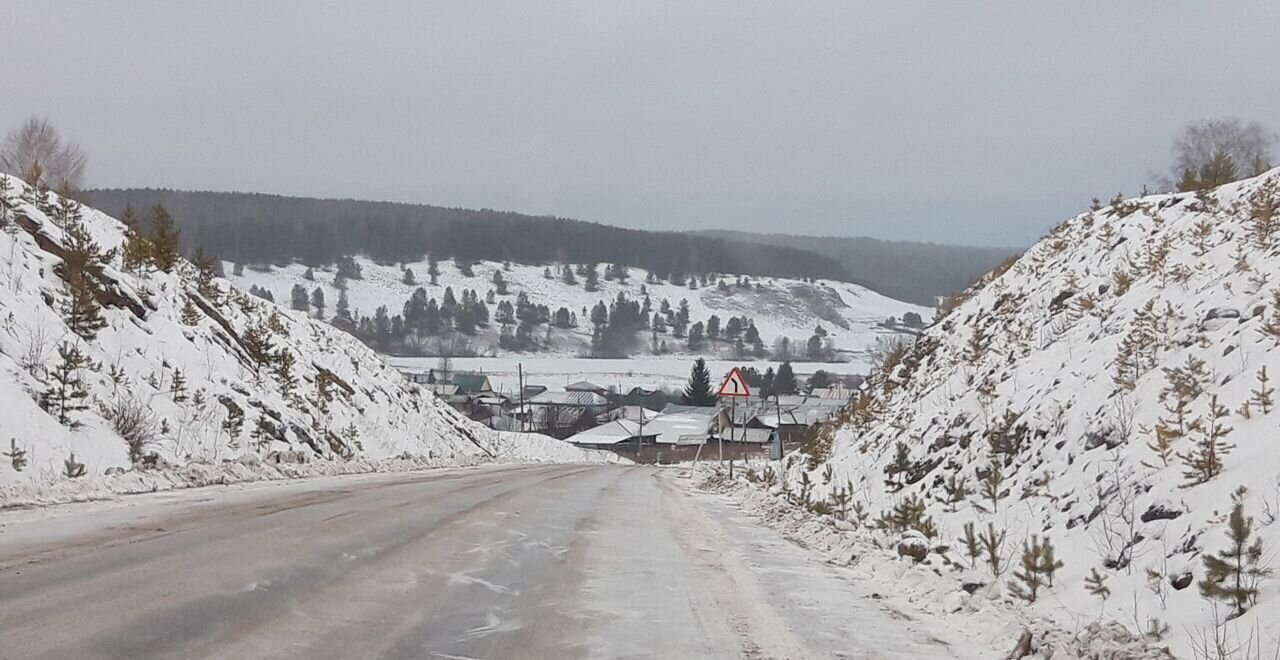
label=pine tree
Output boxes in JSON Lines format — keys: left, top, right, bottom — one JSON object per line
{"left": 1178, "top": 394, "right": 1234, "bottom": 485}
{"left": 310, "top": 287, "right": 326, "bottom": 318}
{"left": 1250, "top": 366, "right": 1274, "bottom": 415}
{"left": 1085, "top": 568, "right": 1111, "bottom": 600}
{"left": 885, "top": 441, "right": 911, "bottom": 488}
{"left": 61, "top": 269, "right": 107, "bottom": 340}
{"left": 1010, "top": 536, "right": 1049, "bottom": 602}
{"left": 181, "top": 297, "right": 202, "bottom": 325}
{"left": 147, "top": 204, "right": 181, "bottom": 272}
{"left": 681, "top": 358, "right": 715, "bottom": 406}
{"left": 964, "top": 322, "right": 989, "bottom": 365}
{"left": 3, "top": 438, "right": 28, "bottom": 471}
{"left": 775, "top": 362, "right": 798, "bottom": 395}
{"left": 221, "top": 399, "right": 245, "bottom": 444}
{"left": 336, "top": 255, "right": 363, "bottom": 280}
{"left": 41, "top": 341, "right": 92, "bottom": 427}
{"left": 1248, "top": 178, "right": 1279, "bottom": 249}
{"left": 1262, "top": 290, "right": 1280, "bottom": 346}
{"left": 686, "top": 321, "right": 705, "bottom": 351}
{"left": 1144, "top": 423, "right": 1177, "bottom": 469}
{"left": 980, "top": 462, "right": 1007, "bottom": 511}
{"left": 335, "top": 289, "right": 351, "bottom": 320}
{"left": 290, "top": 284, "right": 309, "bottom": 311}
{"left": 1113, "top": 300, "right": 1162, "bottom": 390}
{"left": 402, "top": 267, "right": 416, "bottom": 285}
{"left": 427, "top": 255, "right": 441, "bottom": 285}
{"left": 170, "top": 368, "right": 188, "bottom": 402}
{"left": 979, "top": 522, "right": 1007, "bottom": 578}
{"left": 241, "top": 320, "right": 274, "bottom": 366}
{"left": 942, "top": 474, "right": 971, "bottom": 512}
{"left": 1199, "top": 498, "right": 1271, "bottom": 617}
{"left": 61, "top": 207, "right": 112, "bottom": 281}
{"left": 191, "top": 247, "right": 220, "bottom": 299}
{"left": 272, "top": 348, "right": 298, "bottom": 399}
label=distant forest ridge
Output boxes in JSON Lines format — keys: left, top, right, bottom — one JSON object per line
{"left": 84, "top": 189, "right": 851, "bottom": 283}
{"left": 691, "top": 230, "right": 1022, "bottom": 305}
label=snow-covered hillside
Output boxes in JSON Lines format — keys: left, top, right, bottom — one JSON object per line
{"left": 228, "top": 255, "right": 928, "bottom": 362}
{"left": 793, "top": 170, "right": 1280, "bottom": 656}
{"left": 0, "top": 176, "right": 604, "bottom": 494}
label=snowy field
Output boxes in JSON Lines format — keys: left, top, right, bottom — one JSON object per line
{"left": 388, "top": 355, "right": 864, "bottom": 395}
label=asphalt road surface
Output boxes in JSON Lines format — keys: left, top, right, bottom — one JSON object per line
{"left": 0, "top": 464, "right": 976, "bottom": 660}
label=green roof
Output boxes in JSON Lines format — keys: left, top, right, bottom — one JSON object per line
{"left": 449, "top": 373, "right": 491, "bottom": 393}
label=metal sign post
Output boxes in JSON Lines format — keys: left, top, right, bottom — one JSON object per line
{"left": 716, "top": 368, "right": 752, "bottom": 476}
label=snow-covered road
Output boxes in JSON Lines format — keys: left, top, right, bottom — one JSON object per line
{"left": 0, "top": 465, "right": 978, "bottom": 659}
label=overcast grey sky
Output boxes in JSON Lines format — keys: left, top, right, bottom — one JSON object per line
{"left": 4, "top": 2, "right": 1277, "bottom": 246}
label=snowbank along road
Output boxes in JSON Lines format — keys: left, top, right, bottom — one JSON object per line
{"left": 0, "top": 464, "right": 981, "bottom": 660}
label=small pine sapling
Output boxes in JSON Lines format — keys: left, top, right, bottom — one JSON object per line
{"left": 1009, "top": 535, "right": 1063, "bottom": 602}
{"left": 1248, "top": 177, "right": 1279, "bottom": 249}
{"left": 1199, "top": 496, "right": 1271, "bottom": 618}
{"left": 979, "top": 522, "right": 1008, "bottom": 578}
{"left": 980, "top": 463, "right": 1007, "bottom": 511}
{"left": 1011, "top": 536, "right": 1047, "bottom": 602}
{"left": 4, "top": 438, "right": 28, "bottom": 471}
{"left": 170, "top": 368, "right": 188, "bottom": 403}
{"left": 63, "top": 453, "right": 86, "bottom": 478}
{"left": 962, "top": 521, "right": 982, "bottom": 570}
{"left": 884, "top": 441, "right": 911, "bottom": 489}
{"left": 1250, "top": 366, "right": 1274, "bottom": 415}
{"left": 61, "top": 269, "right": 107, "bottom": 340}
{"left": 942, "top": 474, "right": 972, "bottom": 512}
{"left": 1177, "top": 394, "right": 1234, "bottom": 486}
{"left": 1085, "top": 567, "right": 1111, "bottom": 600}
{"left": 875, "top": 494, "right": 938, "bottom": 539}
{"left": 180, "top": 297, "right": 202, "bottom": 325}
{"left": 40, "top": 341, "right": 93, "bottom": 427}
{"left": 1262, "top": 290, "right": 1280, "bottom": 345}
{"left": 1142, "top": 424, "right": 1177, "bottom": 469}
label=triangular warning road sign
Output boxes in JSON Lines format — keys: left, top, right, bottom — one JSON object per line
{"left": 717, "top": 367, "right": 752, "bottom": 398}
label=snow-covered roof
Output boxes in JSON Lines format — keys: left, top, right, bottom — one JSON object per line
{"left": 528, "top": 390, "right": 609, "bottom": 407}
{"left": 644, "top": 408, "right": 716, "bottom": 445}
{"left": 808, "top": 386, "right": 852, "bottom": 400}
{"left": 565, "top": 380, "right": 607, "bottom": 392}
{"left": 612, "top": 405, "right": 662, "bottom": 422}
{"left": 566, "top": 420, "right": 647, "bottom": 446}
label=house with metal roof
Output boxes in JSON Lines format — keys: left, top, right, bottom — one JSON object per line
{"left": 646, "top": 406, "right": 718, "bottom": 445}
{"left": 565, "top": 420, "right": 657, "bottom": 449}
{"left": 596, "top": 404, "right": 662, "bottom": 425}
{"left": 564, "top": 380, "right": 610, "bottom": 397}
{"left": 448, "top": 372, "right": 494, "bottom": 395}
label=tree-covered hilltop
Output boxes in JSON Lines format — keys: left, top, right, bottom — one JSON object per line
{"left": 692, "top": 229, "right": 1020, "bottom": 306}
{"left": 84, "top": 189, "right": 850, "bottom": 283}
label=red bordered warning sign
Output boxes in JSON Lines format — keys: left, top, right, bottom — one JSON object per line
{"left": 717, "top": 367, "right": 752, "bottom": 398}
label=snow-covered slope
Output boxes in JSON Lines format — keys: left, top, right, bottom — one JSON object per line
{"left": 0, "top": 176, "right": 605, "bottom": 493}
{"left": 798, "top": 170, "right": 1280, "bottom": 655}
{"left": 228, "top": 256, "right": 928, "bottom": 362}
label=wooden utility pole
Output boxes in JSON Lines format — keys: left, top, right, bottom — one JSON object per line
{"left": 518, "top": 362, "right": 525, "bottom": 433}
